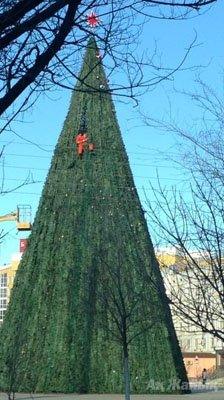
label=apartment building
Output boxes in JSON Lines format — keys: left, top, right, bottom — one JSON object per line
{"left": 0, "top": 253, "right": 21, "bottom": 324}
{"left": 158, "top": 248, "right": 224, "bottom": 378}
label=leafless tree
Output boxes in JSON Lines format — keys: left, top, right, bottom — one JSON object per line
{"left": 0, "top": 0, "right": 217, "bottom": 128}
{"left": 144, "top": 79, "right": 224, "bottom": 344}
{"left": 92, "top": 182, "right": 189, "bottom": 396}
{"left": 96, "top": 238, "right": 163, "bottom": 400}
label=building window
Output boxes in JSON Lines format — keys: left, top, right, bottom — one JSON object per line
{"left": 0, "top": 309, "right": 6, "bottom": 320}
{"left": 0, "top": 274, "right": 7, "bottom": 287}
{"left": 0, "top": 274, "right": 8, "bottom": 322}
{"left": 195, "top": 338, "right": 199, "bottom": 350}
{"left": 202, "top": 338, "right": 207, "bottom": 349}
{"left": 186, "top": 339, "right": 191, "bottom": 350}
{"left": 0, "top": 288, "right": 7, "bottom": 297}
{"left": 0, "top": 299, "right": 7, "bottom": 308}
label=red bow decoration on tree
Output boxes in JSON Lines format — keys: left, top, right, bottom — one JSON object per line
{"left": 87, "top": 12, "right": 100, "bottom": 27}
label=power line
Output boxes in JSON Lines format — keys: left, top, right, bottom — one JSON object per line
{"left": 2, "top": 150, "right": 180, "bottom": 164}
{"left": 3, "top": 152, "right": 181, "bottom": 169}
{"left": 1, "top": 190, "right": 166, "bottom": 202}
{"left": 0, "top": 163, "right": 186, "bottom": 180}
{"left": 0, "top": 139, "right": 165, "bottom": 151}
{"left": 0, "top": 178, "right": 42, "bottom": 183}
{"left": 0, "top": 141, "right": 180, "bottom": 157}
{"left": 0, "top": 184, "right": 189, "bottom": 193}
{"left": 0, "top": 178, "right": 192, "bottom": 195}
{"left": 5, "top": 153, "right": 51, "bottom": 159}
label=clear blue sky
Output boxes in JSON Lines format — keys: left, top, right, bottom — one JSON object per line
{"left": 0, "top": 1, "right": 223, "bottom": 263}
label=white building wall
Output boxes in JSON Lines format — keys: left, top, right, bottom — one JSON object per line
{"left": 162, "top": 264, "right": 224, "bottom": 354}
{"left": 0, "top": 272, "right": 8, "bottom": 322}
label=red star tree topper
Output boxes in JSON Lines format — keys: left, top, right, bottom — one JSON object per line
{"left": 87, "top": 11, "right": 100, "bottom": 27}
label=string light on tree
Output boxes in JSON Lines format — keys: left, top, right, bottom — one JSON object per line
{"left": 96, "top": 51, "right": 102, "bottom": 59}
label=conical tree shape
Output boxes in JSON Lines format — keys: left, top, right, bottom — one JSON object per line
{"left": 0, "top": 38, "right": 188, "bottom": 394}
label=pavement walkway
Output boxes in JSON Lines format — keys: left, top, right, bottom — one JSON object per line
{"left": 0, "top": 392, "right": 224, "bottom": 400}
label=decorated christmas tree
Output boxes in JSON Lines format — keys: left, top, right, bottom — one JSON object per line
{"left": 0, "top": 38, "right": 188, "bottom": 394}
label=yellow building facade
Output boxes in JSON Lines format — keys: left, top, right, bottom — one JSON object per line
{"left": 0, "top": 254, "right": 21, "bottom": 323}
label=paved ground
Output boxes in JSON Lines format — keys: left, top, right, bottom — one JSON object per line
{"left": 0, "top": 392, "right": 224, "bottom": 400}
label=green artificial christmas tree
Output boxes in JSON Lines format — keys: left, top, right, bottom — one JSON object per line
{"left": 0, "top": 38, "right": 188, "bottom": 394}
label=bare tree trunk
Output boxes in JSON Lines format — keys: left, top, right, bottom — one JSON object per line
{"left": 123, "top": 347, "right": 131, "bottom": 400}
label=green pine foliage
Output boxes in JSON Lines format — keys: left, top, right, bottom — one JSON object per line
{"left": 0, "top": 38, "right": 188, "bottom": 394}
